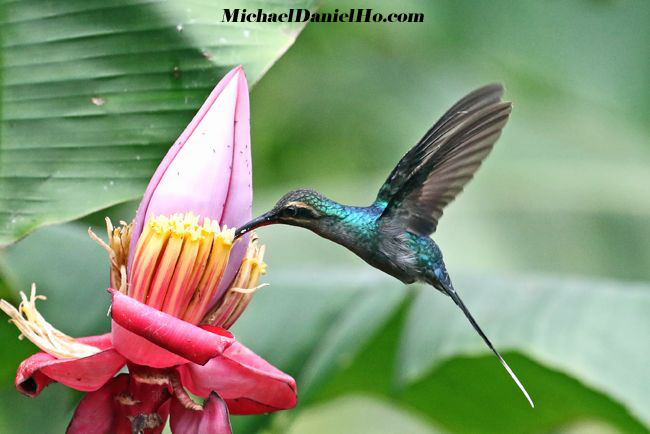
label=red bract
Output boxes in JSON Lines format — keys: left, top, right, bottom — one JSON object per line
{"left": 15, "top": 333, "right": 124, "bottom": 397}
{"left": 0, "top": 67, "right": 296, "bottom": 434}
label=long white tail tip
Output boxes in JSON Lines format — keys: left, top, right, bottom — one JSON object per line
{"left": 498, "top": 354, "right": 534, "bottom": 408}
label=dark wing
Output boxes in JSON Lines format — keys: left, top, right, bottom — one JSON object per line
{"left": 374, "top": 84, "right": 505, "bottom": 209}
{"left": 380, "top": 100, "right": 512, "bottom": 235}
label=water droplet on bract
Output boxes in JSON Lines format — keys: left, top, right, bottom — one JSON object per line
{"left": 136, "top": 155, "right": 141, "bottom": 161}
{"left": 109, "top": 180, "right": 115, "bottom": 186}
{"left": 11, "top": 218, "right": 16, "bottom": 224}
{"left": 176, "top": 24, "right": 183, "bottom": 32}
{"left": 91, "top": 96, "right": 106, "bottom": 106}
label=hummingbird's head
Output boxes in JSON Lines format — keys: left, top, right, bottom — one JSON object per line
{"left": 234, "top": 189, "right": 330, "bottom": 239}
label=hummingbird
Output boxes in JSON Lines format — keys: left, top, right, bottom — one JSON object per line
{"left": 234, "top": 84, "right": 534, "bottom": 407}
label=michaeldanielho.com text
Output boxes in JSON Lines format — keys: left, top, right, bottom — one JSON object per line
{"left": 222, "top": 8, "right": 424, "bottom": 23}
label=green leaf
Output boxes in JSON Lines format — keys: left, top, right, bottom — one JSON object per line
{"left": 285, "top": 394, "right": 445, "bottom": 434}
{"left": 0, "top": 0, "right": 317, "bottom": 246}
{"left": 0, "top": 384, "right": 79, "bottom": 433}
{"left": 0, "top": 222, "right": 110, "bottom": 336}
{"left": 398, "top": 275, "right": 650, "bottom": 429}
{"left": 316, "top": 303, "right": 648, "bottom": 434}
{"left": 297, "top": 281, "right": 405, "bottom": 402}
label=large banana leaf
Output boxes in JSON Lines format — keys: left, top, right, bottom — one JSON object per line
{"left": 0, "top": 0, "right": 316, "bottom": 246}
{"left": 285, "top": 394, "right": 445, "bottom": 434}
{"left": 397, "top": 275, "right": 650, "bottom": 431}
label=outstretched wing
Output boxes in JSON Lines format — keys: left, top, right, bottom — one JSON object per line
{"left": 374, "top": 84, "right": 505, "bottom": 210}
{"left": 380, "top": 97, "right": 512, "bottom": 235}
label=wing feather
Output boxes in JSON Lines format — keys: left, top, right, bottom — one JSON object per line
{"left": 381, "top": 101, "right": 512, "bottom": 235}
{"left": 374, "top": 84, "right": 505, "bottom": 208}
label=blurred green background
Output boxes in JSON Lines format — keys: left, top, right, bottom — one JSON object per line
{"left": 1, "top": 0, "right": 649, "bottom": 433}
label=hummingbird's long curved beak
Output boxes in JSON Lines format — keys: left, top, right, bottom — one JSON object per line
{"left": 234, "top": 211, "right": 276, "bottom": 239}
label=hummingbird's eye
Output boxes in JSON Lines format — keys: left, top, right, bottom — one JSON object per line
{"left": 284, "top": 206, "right": 298, "bottom": 217}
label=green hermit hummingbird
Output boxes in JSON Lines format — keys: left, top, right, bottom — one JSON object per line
{"left": 235, "top": 84, "right": 534, "bottom": 407}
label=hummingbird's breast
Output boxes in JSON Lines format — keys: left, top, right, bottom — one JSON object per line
{"left": 312, "top": 205, "right": 443, "bottom": 285}
{"left": 342, "top": 210, "right": 423, "bottom": 284}
{"left": 373, "top": 219, "right": 445, "bottom": 285}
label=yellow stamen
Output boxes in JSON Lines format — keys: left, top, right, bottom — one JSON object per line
{"left": 129, "top": 213, "right": 235, "bottom": 323}
{"left": 160, "top": 231, "right": 201, "bottom": 316}
{"left": 181, "top": 227, "right": 234, "bottom": 323}
{"left": 88, "top": 218, "right": 131, "bottom": 293}
{"left": 130, "top": 217, "right": 171, "bottom": 302}
{"left": 201, "top": 237, "right": 267, "bottom": 329}
{"left": 146, "top": 226, "right": 184, "bottom": 309}
{"left": 90, "top": 213, "right": 265, "bottom": 326}
{"left": 0, "top": 284, "right": 100, "bottom": 359}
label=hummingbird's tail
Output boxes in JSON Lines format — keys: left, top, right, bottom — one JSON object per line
{"left": 440, "top": 282, "right": 535, "bottom": 408}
